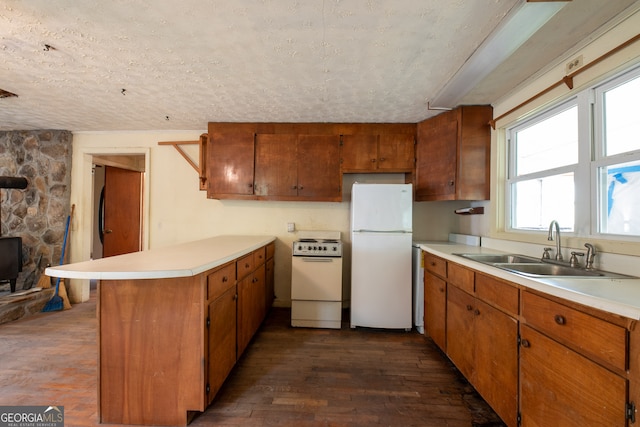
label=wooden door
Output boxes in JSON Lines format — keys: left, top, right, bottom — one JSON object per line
{"left": 415, "top": 110, "right": 458, "bottom": 200}
{"left": 446, "top": 285, "right": 475, "bottom": 380}
{"left": 207, "top": 285, "right": 237, "bottom": 405}
{"left": 340, "top": 134, "right": 378, "bottom": 171}
{"left": 207, "top": 133, "right": 255, "bottom": 197}
{"left": 424, "top": 271, "right": 446, "bottom": 350}
{"left": 103, "top": 166, "right": 142, "bottom": 257}
{"left": 474, "top": 299, "right": 518, "bottom": 427}
{"left": 519, "top": 325, "right": 627, "bottom": 427}
{"left": 377, "top": 134, "right": 415, "bottom": 171}
{"left": 254, "top": 134, "right": 297, "bottom": 197}
{"left": 297, "top": 135, "right": 341, "bottom": 200}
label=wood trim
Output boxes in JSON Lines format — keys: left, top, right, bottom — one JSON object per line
{"left": 490, "top": 33, "right": 640, "bottom": 129}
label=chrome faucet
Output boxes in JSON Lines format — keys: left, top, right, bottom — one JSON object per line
{"left": 547, "top": 220, "right": 563, "bottom": 261}
{"left": 584, "top": 243, "right": 596, "bottom": 269}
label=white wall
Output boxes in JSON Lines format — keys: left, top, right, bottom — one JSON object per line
{"left": 486, "top": 6, "right": 640, "bottom": 257}
{"left": 68, "top": 131, "right": 472, "bottom": 304}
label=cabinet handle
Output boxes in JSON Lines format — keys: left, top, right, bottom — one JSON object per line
{"left": 379, "top": 157, "right": 386, "bottom": 162}
{"left": 521, "top": 339, "right": 531, "bottom": 348}
{"left": 248, "top": 183, "right": 253, "bottom": 188}
{"left": 448, "top": 180, "right": 455, "bottom": 186}
{"left": 430, "top": 262, "right": 436, "bottom": 267}
{"left": 371, "top": 158, "right": 376, "bottom": 163}
{"left": 439, "top": 287, "right": 445, "bottom": 293}
{"left": 291, "top": 185, "right": 297, "bottom": 190}
{"left": 466, "top": 305, "right": 473, "bottom": 311}
{"left": 299, "top": 185, "right": 304, "bottom": 190}
{"left": 245, "top": 263, "right": 250, "bottom": 268}
{"left": 252, "top": 277, "right": 258, "bottom": 283}
{"left": 222, "top": 276, "right": 228, "bottom": 283}
{"left": 554, "top": 314, "right": 566, "bottom": 325}
{"left": 234, "top": 294, "right": 238, "bottom": 300}
{"left": 474, "top": 309, "right": 480, "bottom": 316}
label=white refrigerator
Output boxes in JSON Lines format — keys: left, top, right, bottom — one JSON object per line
{"left": 350, "top": 183, "right": 413, "bottom": 330}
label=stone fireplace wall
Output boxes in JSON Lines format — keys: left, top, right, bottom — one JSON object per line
{"left": 0, "top": 130, "right": 73, "bottom": 291}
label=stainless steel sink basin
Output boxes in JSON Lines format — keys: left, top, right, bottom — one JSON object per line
{"left": 454, "top": 253, "right": 541, "bottom": 264}
{"left": 497, "top": 263, "right": 609, "bottom": 277}
{"left": 454, "top": 253, "right": 635, "bottom": 279}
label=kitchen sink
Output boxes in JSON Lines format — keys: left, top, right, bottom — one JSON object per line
{"left": 454, "top": 253, "right": 635, "bottom": 279}
{"left": 454, "top": 253, "right": 541, "bottom": 264}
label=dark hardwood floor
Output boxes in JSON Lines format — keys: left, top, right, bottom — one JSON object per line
{"left": 0, "top": 290, "right": 505, "bottom": 427}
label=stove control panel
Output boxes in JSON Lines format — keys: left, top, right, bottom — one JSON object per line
{"left": 293, "top": 240, "right": 342, "bottom": 257}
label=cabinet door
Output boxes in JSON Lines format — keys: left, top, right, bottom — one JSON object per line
{"left": 424, "top": 271, "right": 446, "bottom": 350}
{"left": 340, "top": 134, "right": 378, "bottom": 171}
{"left": 446, "top": 285, "right": 475, "bottom": 380}
{"left": 207, "top": 133, "right": 255, "bottom": 197}
{"left": 474, "top": 299, "right": 518, "bottom": 427}
{"left": 415, "top": 111, "right": 457, "bottom": 200}
{"left": 297, "top": 135, "right": 341, "bottom": 200}
{"left": 237, "top": 264, "right": 266, "bottom": 357}
{"left": 254, "top": 134, "right": 297, "bottom": 197}
{"left": 377, "top": 134, "right": 414, "bottom": 171}
{"left": 519, "top": 325, "right": 627, "bottom": 427}
{"left": 265, "top": 257, "right": 274, "bottom": 312}
{"left": 207, "top": 285, "right": 237, "bottom": 405}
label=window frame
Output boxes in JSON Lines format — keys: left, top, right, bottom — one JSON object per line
{"left": 504, "top": 62, "right": 640, "bottom": 241}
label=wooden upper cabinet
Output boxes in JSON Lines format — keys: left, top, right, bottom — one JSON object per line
{"left": 297, "top": 135, "right": 341, "bottom": 200}
{"left": 254, "top": 134, "right": 298, "bottom": 197}
{"left": 254, "top": 133, "right": 341, "bottom": 201}
{"left": 378, "top": 134, "right": 415, "bottom": 171}
{"left": 415, "top": 105, "right": 492, "bottom": 201}
{"left": 206, "top": 127, "right": 256, "bottom": 199}
{"left": 341, "top": 134, "right": 378, "bottom": 171}
{"left": 341, "top": 133, "right": 415, "bottom": 172}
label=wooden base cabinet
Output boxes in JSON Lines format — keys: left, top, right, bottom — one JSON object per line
{"left": 423, "top": 251, "right": 447, "bottom": 350}
{"left": 98, "top": 243, "right": 274, "bottom": 426}
{"left": 519, "top": 291, "right": 631, "bottom": 427}
{"left": 519, "top": 325, "right": 627, "bottom": 426}
{"left": 446, "top": 285, "right": 518, "bottom": 427}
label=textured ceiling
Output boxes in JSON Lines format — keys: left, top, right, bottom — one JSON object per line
{"left": 0, "top": 0, "right": 637, "bottom": 132}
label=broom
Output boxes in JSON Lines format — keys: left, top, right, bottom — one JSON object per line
{"left": 42, "top": 212, "right": 71, "bottom": 312}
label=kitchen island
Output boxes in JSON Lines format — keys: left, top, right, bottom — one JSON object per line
{"left": 46, "top": 235, "right": 276, "bottom": 426}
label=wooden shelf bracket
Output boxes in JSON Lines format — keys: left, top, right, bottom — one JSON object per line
{"left": 158, "top": 134, "right": 208, "bottom": 190}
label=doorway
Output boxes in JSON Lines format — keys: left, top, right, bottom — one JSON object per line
{"left": 91, "top": 155, "right": 145, "bottom": 259}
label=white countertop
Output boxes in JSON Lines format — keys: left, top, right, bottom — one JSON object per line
{"left": 45, "top": 235, "right": 276, "bottom": 280}
{"left": 419, "top": 241, "right": 640, "bottom": 320}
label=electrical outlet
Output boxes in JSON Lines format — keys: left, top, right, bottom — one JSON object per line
{"left": 287, "top": 222, "right": 295, "bottom": 232}
{"left": 566, "top": 55, "right": 583, "bottom": 74}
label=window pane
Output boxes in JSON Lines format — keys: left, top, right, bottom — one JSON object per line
{"left": 514, "top": 106, "right": 578, "bottom": 176}
{"left": 600, "top": 160, "right": 640, "bottom": 236}
{"left": 512, "top": 173, "right": 574, "bottom": 230}
{"left": 604, "top": 75, "right": 640, "bottom": 156}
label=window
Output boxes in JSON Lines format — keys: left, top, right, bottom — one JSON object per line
{"left": 507, "top": 102, "right": 579, "bottom": 231}
{"left": 506, "top": 64, "right": 640, "bottom": 238}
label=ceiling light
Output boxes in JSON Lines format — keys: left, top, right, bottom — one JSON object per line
{"left": 0, "top": 89, "right": 18, "bottom": 99}
{"left": 429, "top": 0, "right": 569, "bottom": 109}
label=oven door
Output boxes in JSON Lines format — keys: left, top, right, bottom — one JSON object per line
{"left": 291, "top": 256, "right": 343, "bottom": 301}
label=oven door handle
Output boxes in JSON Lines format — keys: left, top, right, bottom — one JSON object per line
{"left": 299, "top": 257, "right": 335, "bottom": 262}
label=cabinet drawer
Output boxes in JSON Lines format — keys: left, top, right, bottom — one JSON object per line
{"left": 448, "top": 262, "right": 474, "bottom": 294}
{"left": 253, "top": 247, "right": 266, "bottom": 265}
{"left": 266, "top": 242, "right": 275, "bottom": 260}
{"left": 424, "top": 252, "right": 446, "bottom": 278}
{"left": 237, "top": 253, "right": 254, "bottom": 279}
{"left": 207, "top": 262, "right": 236, "bottom": 301}
{"left": 521, "top": 291, "right": 627, "bottom": 371}
{"left": 476, "top": 273, "right": 518, "bottom": 317}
